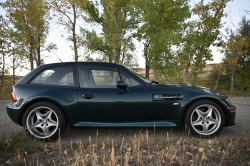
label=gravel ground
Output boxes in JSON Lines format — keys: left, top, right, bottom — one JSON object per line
{"left": 0, "top": 97, "right": 249, "bottom": 143}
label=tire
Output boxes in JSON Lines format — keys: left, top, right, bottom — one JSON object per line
{"left": 184, "top": 100, "right": 225, "bottom": 137}
{"left": 22, "top": 101, "right": 67, "bottom": 141}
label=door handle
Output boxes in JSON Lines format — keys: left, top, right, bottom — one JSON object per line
{"left": 82, "top": 94, "right": 95, "bottom": 98}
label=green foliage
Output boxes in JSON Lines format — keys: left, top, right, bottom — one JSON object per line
{"left": 78, "top": 0, "right": 139, "bottom": 65}
{"left": 2, "top": 0, "right": 51, "bottom": 69}
{"left": 218, "top": 16, "right": 250, "bottom": 91}
{"left": 179, "top": 0, "right": 230, "bottom": 83}
{"left": 135, "top": 0, "right": 190, "bottom": 79}
{"left": 0, "top": 129, "right": 42, "bottom": 153}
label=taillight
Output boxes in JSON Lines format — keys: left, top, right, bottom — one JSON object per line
{"left": 12, "top": 91, "right": 17, "bottom": 102}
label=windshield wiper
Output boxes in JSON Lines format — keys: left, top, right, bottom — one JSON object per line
{"left": 149, "top": 80, "right": 159, "bottom": 85}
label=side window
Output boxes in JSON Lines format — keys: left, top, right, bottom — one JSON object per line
{"left": 119, "top": 70, "right": 142, "bottom": 87}
{"left": 30, "top": 66, "right": 77, "bottom": 86}
{"left": 78, "top": 65, "right": 120, "bottom": 88}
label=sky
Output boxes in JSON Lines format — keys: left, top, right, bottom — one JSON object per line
{"left": 0, "top": 0, "right": 250, "bottom": 76}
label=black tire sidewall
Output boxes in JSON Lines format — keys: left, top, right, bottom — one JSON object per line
{"left": 185, "top": 100, "right": 225, "bottom": 137}
{"left": 22, "top": 101, "right": 67, "bottom": 140}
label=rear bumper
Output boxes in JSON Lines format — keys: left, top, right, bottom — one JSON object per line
{"left": 6, "top": 102, "right": 22, "bottom": 126}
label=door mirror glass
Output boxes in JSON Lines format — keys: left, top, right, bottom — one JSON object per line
{"left": 117, "top": 81, "right": 128, "bottom": 89}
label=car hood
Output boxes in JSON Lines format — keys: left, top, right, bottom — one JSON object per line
{"left": 151, "top": 82, "right": 226, "bottom": 99}
{"left": 155, "top": 82, "right": 195, "bottom": 87}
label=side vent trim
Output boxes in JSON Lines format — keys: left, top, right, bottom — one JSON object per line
{"left": 154, "top": 94, "right": 184, "bottom": 100}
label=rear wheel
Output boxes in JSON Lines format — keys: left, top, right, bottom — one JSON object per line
{"left": 22, "top": 101, "right": 67, "bottom": 140}
{"left": 185, "top": 100, "right": 225, "bottom": 137}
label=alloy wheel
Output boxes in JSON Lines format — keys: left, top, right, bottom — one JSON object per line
{"left": 26, "top": 106, "right": 59, "bottom": 139}
{"left": 190, "top": 104, "right": 221, "bottom": 136}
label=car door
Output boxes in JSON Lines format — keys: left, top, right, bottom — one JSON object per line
{"left": 77, "top": 65, "right": 153, "bottom": 121}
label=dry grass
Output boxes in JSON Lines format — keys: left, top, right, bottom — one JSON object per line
{"left": 1, "top": 129, "right": 250, "bottom": 166}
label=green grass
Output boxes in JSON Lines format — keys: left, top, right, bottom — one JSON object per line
{"left": 0, "top": 78, "right": 14, "bottom": 100}
{"left": 0, "top": 129, "right": 43, "bottom": 152}
{"left": 0, "top": 88, "right": 12, "bottom": 100}
{"left": 220, "top": 90, "right": 250, "bottom": 97}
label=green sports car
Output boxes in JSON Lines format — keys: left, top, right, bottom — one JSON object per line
{"left": 6, "top": 62, "right": 236, "bottom": 140}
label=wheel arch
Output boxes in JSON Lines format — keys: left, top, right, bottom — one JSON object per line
{"left": 19, "top": 99, "right": 68, "bottom": 126}
{"left": 181, "top": 97, "right": 227, "bottom": 126}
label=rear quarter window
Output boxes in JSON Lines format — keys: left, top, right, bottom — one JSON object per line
{"left": 30, "top": 66, "right": 77, "bottom": 87}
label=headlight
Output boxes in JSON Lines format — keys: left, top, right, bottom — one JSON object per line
{"left": 225, "top": 98, "right": 232, "bottom": 105}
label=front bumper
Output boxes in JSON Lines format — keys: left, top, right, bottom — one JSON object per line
{"left": 225, "top": 105, "right": 236, "bottom": 126}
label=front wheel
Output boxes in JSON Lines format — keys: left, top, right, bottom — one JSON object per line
{"left": 22, "top": 101, "right": 67, "bottom": 140}
{"left": 185, "top": 100, "right": 225, "bottom": 137}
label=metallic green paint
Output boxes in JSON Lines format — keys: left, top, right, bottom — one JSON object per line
{"left": 7, "top": 84, "right": 82, "bottom": 125}
{"left": 6, "top": 62, "right": 236, "bottom": 129}
{"left": 78, "top": 87, "right": 153, "bottom": 121}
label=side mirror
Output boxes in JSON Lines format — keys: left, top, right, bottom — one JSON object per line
{"left": 117, "top": 81, "right": 129, "bottom": 93}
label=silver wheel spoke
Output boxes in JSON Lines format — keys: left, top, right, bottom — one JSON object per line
{"left": 45, "top": 110, "right": 53, "bottom": 120}
{"left": 29, "top": 121, "right": 42, "bottom": 129}
{"left": 35, "top": 111, "right": 43, "bottom": 120}
{"left": 206, "top": 107, "right": 213, "bottom": 118}
{"left": 41, "top": 126, "right": 49, "bottom": 135}
{"left": 203, "top": 122, "right": 209, "bottom": 133}
{"left": 48, "top": 120, "right": 57, "bottom": 127}
{"left": 192, "top": 120, "right": 203, "bottom": 126}
{"left": 195, "top": 108, "right": 204, "bottom": 118}
{"left": 208, "top": 118, "right": 218, "bottom": 125}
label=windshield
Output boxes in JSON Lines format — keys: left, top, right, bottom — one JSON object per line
{"left": 121, "top": 65, "right": 151, "bottom": 84}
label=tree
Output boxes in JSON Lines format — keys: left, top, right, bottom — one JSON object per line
{"left": 49, "top": 0, "right": 81, "bottom": 62}
{"left": 3, "top": 0, "right": 50, "bottom": 70}
{"left": 9, "top": 30, "right": 29, "bottom": 84}
{"left": 212, "top": 63, "right": 225, "bottom": 90}
{"left": 0, "top": 15, "right": 11, "bottom": 95}
{"left": 78, "top": 0, "right": 139, "bottom": 64}
{"left": 222, "top": 35, "right": 249, "bottom": 91}
{"left": 136, "top": 0, "right": 190, "bottom": 80}
{"left": 179, "top": 0, "right": 230, "bottom": 84}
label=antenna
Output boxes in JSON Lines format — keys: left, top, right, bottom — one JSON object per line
{"left": 52, "top": 50, "right": 62, "bottom": 62}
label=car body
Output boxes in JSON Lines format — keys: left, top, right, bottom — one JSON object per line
{"left": 6, "top": 62, "right": 236, "bottom": 139}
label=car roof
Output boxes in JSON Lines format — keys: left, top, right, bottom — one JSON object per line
{"left": 43, "top": 62, "right": 123, "bottom": 68}
{"left": 17, "top": 62, "right": 127, "bottom": 84}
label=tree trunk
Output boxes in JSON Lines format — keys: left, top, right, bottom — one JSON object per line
{"left": 37, "top": 37, "right": 41, "bottom": 67}
{"left": 146, "top": 63, "right": 150, "bottom": 79}
{"left": 30, "top": 38, "right": 34, "bottom": 71}
{"left": 13, "top": 58, "right": 15, "bottom": 85}
{"left": 0, "top": 44, "right": 5, "bottom": 95}
{"left": 153, "top": 70, "right": 158, "bottom": 81}
{"left": 114, "top": 9, "right": 120, "bottom": 63}
{"left": 193, "top": 74, "right": 198, "bottom": 85}
{"left": 144, "top": 42, "right": 150, "bottom": 79}
{"left": 30, "top": 52, "right": 34, "bottom": 71}
{"left": 73, "top": 3, "right": 78, "bottom": 62}
{"left": 230, "top": 65, "right": 235, "bottom": 91}
{"left": 215, "top": 73, "right": 221, "bottom": 90}
{"left": 184, "top": 61, "right": 190, "bottom": 83}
